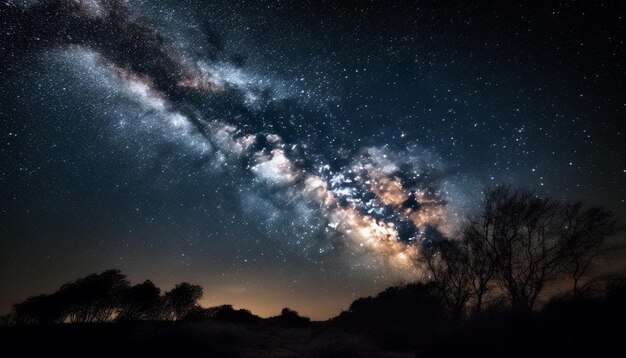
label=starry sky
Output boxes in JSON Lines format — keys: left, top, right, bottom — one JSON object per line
{"left": 1, "top": 0, "right": 624, "bottom": 319}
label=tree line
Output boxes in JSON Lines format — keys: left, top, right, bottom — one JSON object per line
{"left": 4, "top": 271, "right": 311, "bottom": 326}
{"left": 7, "top": 270, "right": 204, "bottom": 324}
{"left": 422, "top": 186, "right": 620, "bottom": 316}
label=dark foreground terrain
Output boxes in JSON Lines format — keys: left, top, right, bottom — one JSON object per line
{"left": 0, "top": 321, "right": 411, "bottom": 357}
{"left": 2, "top": 281, "right": 625, "bottom": 358}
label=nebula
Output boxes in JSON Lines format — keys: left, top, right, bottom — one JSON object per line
{"left": 0, "top": 0, "right": 464, "bottom": 278}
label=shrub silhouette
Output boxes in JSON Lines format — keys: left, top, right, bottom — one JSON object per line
{"left": 267, "top": 307, "right": 310, "bottom": 327}
{"left": 56, "top": 269, "right": 130, "bottom": 323}
{"left": 333, "top": 282, "right": 447, "bottom": 349}
{"left": 12, "top": 294, "right": 65, "bottom": 325}
{"left": 164, "top": 282, "right": 203, "bottom": 321}
{"left": 206, "top": 304, "right": 262, "bottom": 324}
{"left": 117, "top": 280, "right": 163, "bottom": 321}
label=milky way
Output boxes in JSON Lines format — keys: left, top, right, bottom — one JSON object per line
{"left": 1, "top": 0, "right": 624, "bottom": 318}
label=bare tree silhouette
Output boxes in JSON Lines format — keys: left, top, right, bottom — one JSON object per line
{"left": 559, "top": 203, "right": 618, "bottom": 296}
{"left": 58, "top": 269, "right": 130, "bottom": 323}
{"left": 12, "top": 294, "right": 65, "bottom": 325}
{"left": 425, "top": 186, "right": 618, "bottom": 313}
{"left": 462, "top": 221, "right": 498, "bottom": 314}
{"left": 423, "top": 240, "right": 473, "bottom": 316}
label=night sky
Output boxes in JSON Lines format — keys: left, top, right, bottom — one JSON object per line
{"left": 1, "top": 0, "right": 624, "bottom": 319}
